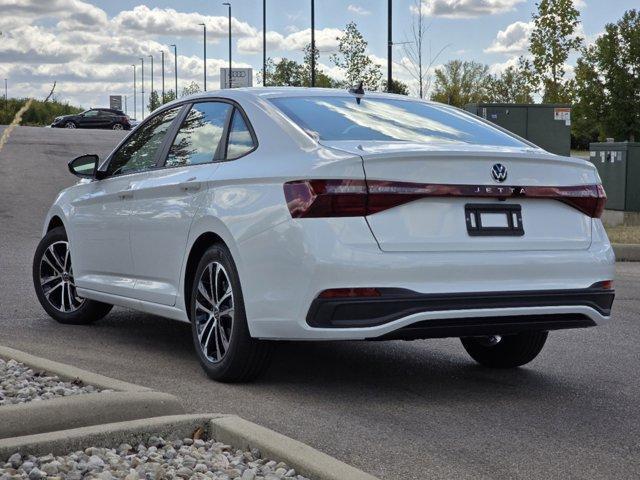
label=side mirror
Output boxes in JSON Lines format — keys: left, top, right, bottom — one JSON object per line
{"left": 68, "top": 154, "right": 99, "bottom": 179}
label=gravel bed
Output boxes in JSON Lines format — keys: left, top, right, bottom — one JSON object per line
{"left": 0, "top": 437, "right": 312, "bottom": 480}
{"left": 0, "top": 358, "right": 103, "bottom": 406}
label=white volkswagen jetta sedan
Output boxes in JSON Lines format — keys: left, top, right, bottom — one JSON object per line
{"left": 33, "top": 88, "right": 615, "bottom": 382}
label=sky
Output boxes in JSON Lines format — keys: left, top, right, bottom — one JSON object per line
{"left": 0, "top": 0, "right": 635, "bottom": 117}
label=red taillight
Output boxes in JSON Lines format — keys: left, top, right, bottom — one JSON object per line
{"left": 591, "top": 280, "right": 614, "bottom": 290}
{"left": 318, "top": 288, "right": 381, "bottom": 298}
{"left": 283, "top": 180, "right": 607, "bottom": 219}
{"left": 283, "top": 180, "right": 368, "bottom": 218}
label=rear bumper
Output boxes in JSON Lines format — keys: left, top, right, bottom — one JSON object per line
{"left": 238, "top": 217, "right": 616, "bottom": 340}
{"left": 306, "top": 286, "right": 614, "bottom": 339}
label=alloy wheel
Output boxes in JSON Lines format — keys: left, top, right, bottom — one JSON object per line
{"left": 112, "top": 124, "right": 124, "bottom": 130}
{"left": 39, "top": 241, "right": 84, "bottom": 313}
{"left": 65, "top": 122, "right": 76, "bottom": 129}
{"left": 194, "top": 261, "right": 235, "bottom": 363}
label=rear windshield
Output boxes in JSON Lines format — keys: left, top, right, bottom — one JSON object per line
{"left": 270, "top": 96, "right": 526, "bottom": 147}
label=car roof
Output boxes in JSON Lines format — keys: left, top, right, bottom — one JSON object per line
{"left": 175, "top": 86, "right": 431, "bottom": 104}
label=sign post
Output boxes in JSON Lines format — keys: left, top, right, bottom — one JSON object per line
{"left": 220, "top": 68, "right": 253, "bottom": 89}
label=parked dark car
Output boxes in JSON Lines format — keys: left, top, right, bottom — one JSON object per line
{"left": 51, "top": 108, "right": 131, "bottom": 130}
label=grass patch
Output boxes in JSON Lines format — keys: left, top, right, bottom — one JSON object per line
{"left": 605, "top": 225, "right": 640, "bottom": 244}
{"left": 571, "top": 150, "right": 590, "bottom": 159}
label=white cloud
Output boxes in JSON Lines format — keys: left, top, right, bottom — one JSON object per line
{"left": 112, "top": 5, "right": 257, "bottom": 39}
{"left": 415, "top": 0, "right": 525, "bottom": 18}
{"left": 348, "top": 4, "right": 372, "bottom": 15}
{"left": 485, "top": 21, "right": 533, "bottom": 54}
{"left": 237, "top": 28, "right": 342, "bottom": 54}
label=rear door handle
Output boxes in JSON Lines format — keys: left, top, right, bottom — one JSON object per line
{"left": 180, "top": 181, "right": 202, "bottom": 192}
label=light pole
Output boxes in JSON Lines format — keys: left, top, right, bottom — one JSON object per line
{"left": 170, "top": 44, "right": 178, "bottom": 98}
{"left": 223, "top": 3, "right": 232, "bottom": 88}
{"left": 148, "top": 54, "right": 154, "bottom": 110}
{"left": 4, "top": 78, "right": 7, "bottom": 114}
{"left": 199, "top": 23, "right": 207, "bottom": 91}
{"left": 161, "top": 51, "right": 166, "bottom": 103}
{"left": 387, "top": 0, "right": 392, "bottom": 92}
{"left": 139, "top": 57, "right": 145, "bottom": 119}
{"left": 131, "top": 64, "right": 137, "bottom": 121}
{"left": 263, "top": 0, "right": 266, "bottom": 86}
{"left": 310, "top": 0, "right": 315, "bottom": 87}
{"left": 124, "top": 95, "right": 128, "bottom": 115}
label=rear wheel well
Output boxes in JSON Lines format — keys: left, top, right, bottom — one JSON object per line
{"left": 47, "top": 216, "right": 65, "bottom": 232}
{"left": 184, "top": 232, "right": 227, "bottom": 319}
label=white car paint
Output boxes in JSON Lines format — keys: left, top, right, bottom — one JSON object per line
{"left": 42, "top": 87, "right": 615, "bottom": 340}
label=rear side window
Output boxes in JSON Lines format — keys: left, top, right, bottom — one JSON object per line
{"left": 270, "top": 96, "right": 526, "bottom": 147}
{"left": 107, "top": 106, "right": 181, "bottom": 176}
{"left": 165, "top": 102, "right": 231, "bottom": 167}
{"left": 226, "top": 109, "right": 256, "bottom": 160}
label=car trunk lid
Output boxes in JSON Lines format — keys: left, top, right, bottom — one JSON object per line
{"left": 320, "top": 140, "right": 600, "bottom": 253}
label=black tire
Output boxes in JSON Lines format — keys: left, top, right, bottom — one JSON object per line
{"left": 32, "top": 227, "right": 112, "bottom": 325}
{"left": 190, "top": 243, "right": 272, "bottom": 382}
{"left": 64, "top": 121, "right": 76, "bottom": 129}
{"left": 112, "top": 123, "right": 124, "bottom": 130}
{"left": 461, "top": 331, "right": 548, "bottom": 368}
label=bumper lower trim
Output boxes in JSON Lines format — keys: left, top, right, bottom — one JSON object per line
{"left": 306, "top": 287, "right": 614, "bottom": 333}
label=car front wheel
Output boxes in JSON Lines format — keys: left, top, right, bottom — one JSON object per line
{"left": 64, "top": 121, "right": 76, "bottom": 129}
{"left": 460, "top": 331, "right": 548, "bottom": 368}
{"left": 112, "top": 123, "right": 124, "bottom": 130}
{"left": 32, "top": 227, "right": 112, "bottom": 325}
{"left": 190, "top": 244, "right": 272, "bottom": 382}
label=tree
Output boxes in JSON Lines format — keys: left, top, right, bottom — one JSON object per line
{"left": 302, "top": 44, "right": 336, "bottom": 88}
{"left": 181, "top": 81, "right": 201, "bottom": 97}
{"left": 524, "top": 0, "right": 583, "bottom": 103}
{"left": 163, "top": 89, "right": 177, "bottom": 104}
{"left": 571, "top": 45, "right": 605, "bottom": 148}
{"left": 262, "top": 44, "right": 338, "bottom": 88}
{"left": 147, "top": 90, "right": 161, "bottom": 112}
{"left": 331, "top": 22, "right": 382, "bottom": 90}
{"left": 263, "top": 57, "right": 305, "bottom": 86}
{"left": 383, "top": 79, "right": 410, "bottom": 95}
{"left": 593, "top": 9, "right": 640, "bottom": 141}
{"left": 430, "top": 60, "right": 491, "bottom": 107}
{"left": 486, "top": 66, "right": 535, "bottom": 103}
{"left": 402, "top": 0, "right": 449, "bottom": 98}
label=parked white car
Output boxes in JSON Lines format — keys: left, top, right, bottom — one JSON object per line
{"left": 33, "top": 88, "right": 615, "bottom": 382}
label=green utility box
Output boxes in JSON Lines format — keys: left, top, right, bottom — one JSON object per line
{"left": 589, "top": 142, "right": 640, "bottom": 212}
{"left": 464, "top": 103, "right": 572, "bottom": 156}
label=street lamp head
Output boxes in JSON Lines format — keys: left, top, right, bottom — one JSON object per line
{"left": 223, "top": 2, "right": 231, "bottom": 6}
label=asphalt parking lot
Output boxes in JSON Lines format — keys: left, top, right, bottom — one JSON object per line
{"left": 1, "top": 126, "right": 639, "bottom": 479}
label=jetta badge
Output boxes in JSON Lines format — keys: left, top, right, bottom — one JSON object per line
{"left": 491, "top": 163, "right": 508, "bottom": 182}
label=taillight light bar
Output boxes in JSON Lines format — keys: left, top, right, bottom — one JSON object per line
{"left": 283, "top": 180, "right": 607, "bottom": 219}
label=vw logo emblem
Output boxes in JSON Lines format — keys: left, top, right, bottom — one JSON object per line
{"left": 491, "top": 163, "right": 508, "bottom": 182}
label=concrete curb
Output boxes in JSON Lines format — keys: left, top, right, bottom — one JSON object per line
{"left": 0, "top": 414, "right": 380, "bottom": 480}
{"left": 613, "top": 243, "right": 640, "bottom": 262}
{"left": 0, "top": 414, "right": 216, "bottom": 460}
{"left": 0, "top": 346, "right": 185, "bottom": 438}
{"left": 0, "top": 392, "right": 184, "bottom": 439}
{"left": 0, "top": 346, "right": 150, "bottom": 392}
{"left": 209, "top": 415, "right": 379, "bottom": 480}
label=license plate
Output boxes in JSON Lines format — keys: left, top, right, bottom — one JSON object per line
{"left": 465, "top": 203, "right": 524, "bottom": 237}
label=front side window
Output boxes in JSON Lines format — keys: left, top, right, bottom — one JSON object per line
{"left": 165, "top": 102, "right": 231, "bottom": 168}
{"left": 83, "top": 110, "right": 99, "bottom": 117}
{"left": 270, "top": 96, "right": 527, "bottom": 148}
{"left": 106, "top": 107, "right": 180, "bottom": 176}
{"left": 226, "top": 109, "right": 256, "bottom": 160}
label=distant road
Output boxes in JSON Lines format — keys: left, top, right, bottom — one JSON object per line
{"left": 1, "top": 127, "right": 639, "bottom": 480}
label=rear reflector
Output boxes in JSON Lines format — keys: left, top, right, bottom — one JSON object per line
{"left": 284, "top": 180, "right": 607, "bottom": 219}
{"left": 318, "top": 288, "right": 381, "bottom": 299}
{"left": 591, "top": 280, "right": 614, "bottom": 290}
